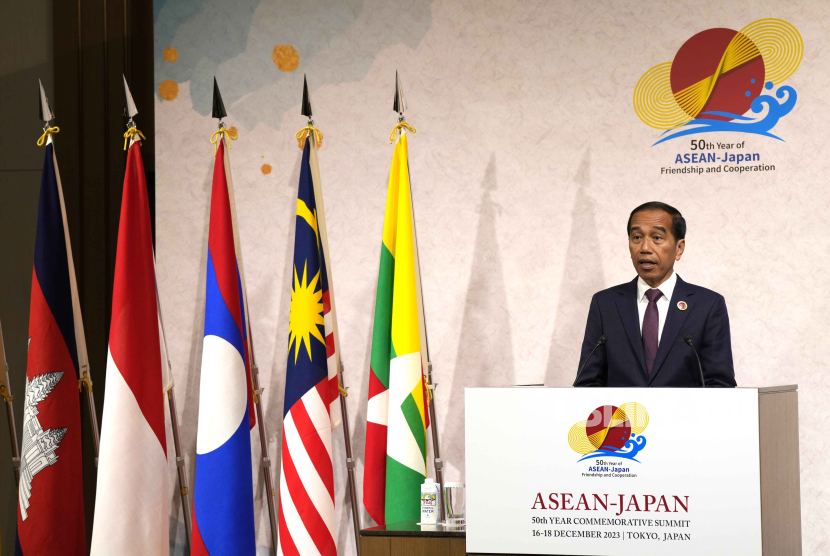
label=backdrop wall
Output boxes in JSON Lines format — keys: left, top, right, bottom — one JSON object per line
{"left": 154, "top": 1, "right": 829, "bottom": 554}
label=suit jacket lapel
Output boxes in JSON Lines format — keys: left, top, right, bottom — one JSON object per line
{"left": 616, "top": 278, "right": 648, "bottom": 381}
{"left": 648, "top": 275, "right": 694, "bottom": 385}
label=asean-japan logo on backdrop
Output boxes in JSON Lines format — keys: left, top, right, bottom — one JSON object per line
{"left": 633, "top": 19, "right": 803, "bottom": 145}
{"left": 568, "top": 403, "right": 649, "bottom": 462}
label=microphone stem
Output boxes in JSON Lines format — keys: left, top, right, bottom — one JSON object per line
{"left": 574, "top": 341, "right": 602, "bottom": 387}
{"left": 691, "top": 345, "right": 705, "bottom": 388}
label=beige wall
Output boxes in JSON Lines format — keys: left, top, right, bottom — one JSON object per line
{"left": 155, "top": 1, "right": 829, "bottom": 554}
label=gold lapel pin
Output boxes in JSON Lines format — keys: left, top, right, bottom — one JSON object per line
{"left": 677, "top": 301, "right": 688, "bottom": 311}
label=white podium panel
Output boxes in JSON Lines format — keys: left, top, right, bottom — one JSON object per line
{"left": 466, "top": 388, "right": 762, "bottom": 556}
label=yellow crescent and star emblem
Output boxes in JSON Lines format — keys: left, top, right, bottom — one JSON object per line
{"left": 288, "top": 198, "right": 325, "bottom": 363}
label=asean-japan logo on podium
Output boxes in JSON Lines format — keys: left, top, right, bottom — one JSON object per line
{"left": 567, "top": 403, "right": 649, "bottom": 463}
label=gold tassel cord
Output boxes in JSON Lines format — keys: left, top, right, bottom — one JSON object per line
{"left": 78, "top": 372, "right": 93, "bottom": 393}
{"left": 210, "top": 126, "right": 239, "bottom": 154}
{"left": 338, "top": 381, "right": 348, "bottom": 397}
{"left": 251, "top": 376, "right": 259, "bottom": 404}
{"left": 37, "top": 126, "right": 60, "bottom": 147}
{"left": 123, "top": 126, "right": 146, "bottom": 150}
{"left": 295, "top": 124, "right": 323, "bottom": 150}
{"left": 0, "top": 385, "right": 13, "bottom": 403}
{"left": 389, "top": 121, "right": 416, "bottom": 144}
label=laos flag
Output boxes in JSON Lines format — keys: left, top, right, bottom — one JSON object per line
{"left": 192, "top": 136, "right": 257, "bottom": 555}
{"left": 16, "top": 135, "right": 86, "bottom": 556}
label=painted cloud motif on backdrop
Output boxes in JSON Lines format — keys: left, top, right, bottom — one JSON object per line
{"left": 153, "top": 0, "right": 434, "bottom": 127}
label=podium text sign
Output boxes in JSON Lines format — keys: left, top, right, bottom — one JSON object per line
{"left": 466, "top": 387, "right": 766, "bottom": 556}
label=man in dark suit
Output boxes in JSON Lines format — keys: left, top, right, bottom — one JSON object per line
{"left": 574, "top": 202, "right": 736, "bottom": 387}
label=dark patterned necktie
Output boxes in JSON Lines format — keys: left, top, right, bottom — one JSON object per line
{"left": 643, "top": 288, "right": 663, "bottom": 376}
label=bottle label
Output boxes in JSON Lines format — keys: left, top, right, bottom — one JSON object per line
{"left": 421, "top": 488, "right": 438, "bottom": 523}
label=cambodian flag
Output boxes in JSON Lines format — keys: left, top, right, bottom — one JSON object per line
{"left": 16, "top": 135, "right": 86, "bottom": 556}
{"left": 192, "top": 136, "right": 257, "bottom": 555}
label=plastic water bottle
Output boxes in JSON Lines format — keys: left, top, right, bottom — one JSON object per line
{"left": 420, "top": 478, "right": 440, "bottom": 524}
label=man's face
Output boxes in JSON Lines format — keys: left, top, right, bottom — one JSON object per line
{"left": 628, "top": 209, "right": 685, "bottom": 287}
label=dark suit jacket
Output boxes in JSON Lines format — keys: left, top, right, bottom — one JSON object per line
{"left": 574, "top": 275, "right": 736, "bottom": 387}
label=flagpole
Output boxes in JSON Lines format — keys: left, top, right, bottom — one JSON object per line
{"left": 153, "top": 273, "right": 192, "bottom": 552}
{"left": 246, "top": 331, "right": 279, "bottom": 552}
{"left": 408, "top": 162, "right": 446, "bottom": 521}
{"left": 228, "top": 160, "right": 282, "bottom": 552}
{"left": 336, "top": 363, "right": 362, "bottom": 555}
{"left": 393, "top": 72, "right": 445, "bottom": 520}
{"left": 303, "top": 79, "right": 362, "bottom": 551}
{"left": 38, "top": 79, "right": 101, "bottom": 465}
{"left": 54, "top": 147, "right": 101, "bottom": 464}
{"left": 166, "top": 389, "right": 191, "bottom": 545}
{"left": 223, "top": 155, "right": 281, "bottom": 551}
{"left": 210, "top": 78, "right": 280, "bottom": 550}
{"left": 0, "top": 318, "right": 21, "bottom": 484}
{"left": 121, "top": 76, "right": 192, "bottom": 548}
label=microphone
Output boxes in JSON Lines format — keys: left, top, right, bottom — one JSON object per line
{"left": 573, "top": 335, "right": 607, "bottom": 386}
{"left": 683, "top": 334, "right": 706, "bottom": 388}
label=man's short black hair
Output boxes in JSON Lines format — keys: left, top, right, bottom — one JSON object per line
{"left": 627, "top": 202, "right": 686, "bottom": 241}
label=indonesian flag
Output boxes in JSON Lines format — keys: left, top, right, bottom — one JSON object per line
{"left": 277, "top": 136, "right": 342, "bottom": 556}
{"left": 363, "top": 132, "right": 430, "bottom": 525}
{"left": 191, "top": 136, "right": 256, "bottom": 555}
{"left": 90, "top": 138, "right": 168, "bottom": 555}
{"left": 16, "top": 135, "right": 86, "bottom": 555}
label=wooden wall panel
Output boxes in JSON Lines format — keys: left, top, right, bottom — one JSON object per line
{"left": 0, "top": 1, "right": 54, "bottom": 553}
{"left": 360, "top": 536, "right": 391, "bottom": 556}
{"left": 390, "top": 537, "right": 450, "bottom": 556}
{"left": 448, "top": 538, "right": 466, "bottom": 556}
{"left": 52, "top": 0, "right": 154, "bottom": 546}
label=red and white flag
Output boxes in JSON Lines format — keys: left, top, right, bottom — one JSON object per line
{"left": 90, "top": 137, "right": 168, "bottom": 555}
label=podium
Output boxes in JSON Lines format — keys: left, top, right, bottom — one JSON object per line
{"left": 465, "top": 386, "right": 801, "bottom": 556}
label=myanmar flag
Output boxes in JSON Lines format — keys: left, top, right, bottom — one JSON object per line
{"left": 363, "top": 132, "right": 430, "bottom": 525}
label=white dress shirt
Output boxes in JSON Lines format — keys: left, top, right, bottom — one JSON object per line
{"left": 637, "top": 271, "right": 677, "bottom": 346}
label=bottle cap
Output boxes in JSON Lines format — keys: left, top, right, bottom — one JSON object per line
{"left": 424, "top": 478, "right": 434, "bottom": 484}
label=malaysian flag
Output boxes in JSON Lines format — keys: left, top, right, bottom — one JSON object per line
{"left": 277, "top": 135, "right": 342, "bottom": 556}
